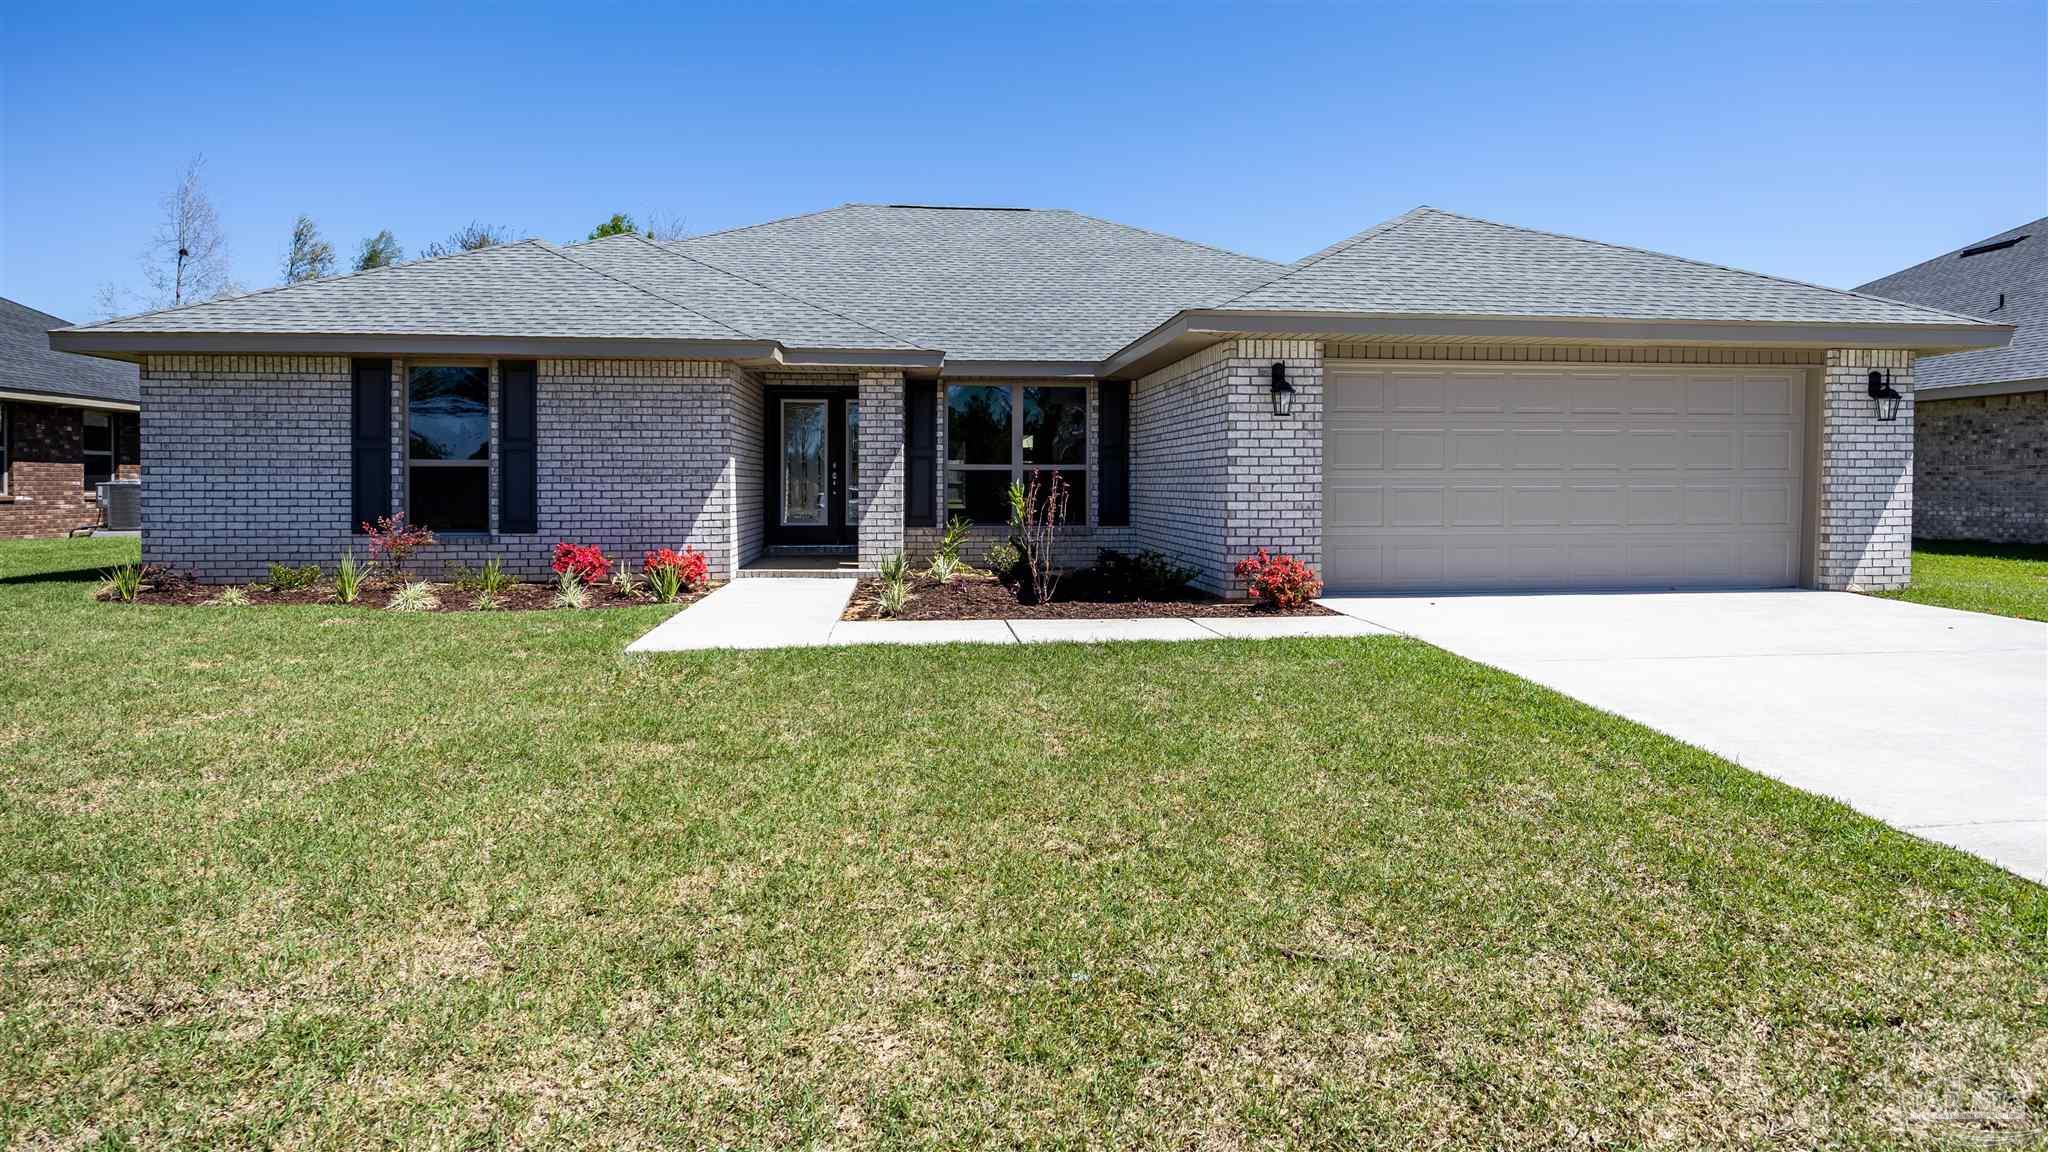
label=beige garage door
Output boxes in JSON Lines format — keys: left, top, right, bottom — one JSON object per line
{"left": 1322, "top": 363, "right": 1805, "bottom": 593}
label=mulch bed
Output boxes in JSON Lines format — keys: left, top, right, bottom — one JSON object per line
{"left": 108, "top": 568, "right": 709, "bottom": 613}
{"left": 842, "top": 573, "right": 1332, "bottom": 621}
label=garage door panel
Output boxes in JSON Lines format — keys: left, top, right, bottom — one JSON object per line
{"left": 1327, "top": 368, "right": 1386, "bottom": 413}
{"left": 1323, "top": 366, "right": 1804, "bottom": 593}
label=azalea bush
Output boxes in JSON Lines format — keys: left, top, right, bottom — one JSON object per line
{"left": 551, "top": 542, "right": 612, "bottom": 584}
{"left": 1233, "top": 548, "right": 1322, "bottom": 610}
{"left": 362, "top": 514, "right": 435, "bottom": 579}
{"left": 643, "top": 547, "right": 708, "bottom": 602}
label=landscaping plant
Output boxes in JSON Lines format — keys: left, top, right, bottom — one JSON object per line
{"left": 99, "top": 564, "right": 142, "bottom": 603}
{"left": 267, "top": 562, "right": 323, "bottom": 591}
{"left": 643, "top": 547, "right": 708, "bottom": 602}
{"left": 205, "top": 585, "right": 251, "bottom": 608}
{"left": 478, "top": 557, "right": 515, "bottom": 597}
{"left": 877, "top": 552, "right": 909, "bottom": 584}
{"left": 876, "top": 576, "right": 910, "bottom": 617}
{"left": 935, "top": 515, "right": 972, "bottom": 566}
{"left": 1006, "top": 470, "right": 1069, "bottom": 604}
{"left": 927, "top": 552, "right": 961, "bottom": 584}
{"left": 983, "top": 541, "right": 1020, "bottom": 580}
{"left": 551, "top": 541, "right": 612, "bottom": 584}
{"left": 361, "top": 514, "right": 435, "bottom": 580}
{"left": 469, "top": 589, "right": 502, "bottom": 612}
{"left": 610, "top": 567, "right": 645, "bottom": 599}
{"left": 552, "top": 570, "right": 591, "bottom": 610}
{"left": 1234, "top": 547, "right": 1323, "bottom": 609}
{"left": 333, "top": 550, "right": 363, "bottom": 604}
{"left": 1092, "top": 548, "right": 1198, "bottom": 600}
{"left": 386, "top": 581, "right": 439, "bottom": 612}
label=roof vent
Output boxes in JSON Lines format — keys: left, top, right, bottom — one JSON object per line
{"left": 883, "top": 204, "right": 1033, "bottom": 212}
{"left": 1959, "top": 235, "right": 2028, "bottom": 258}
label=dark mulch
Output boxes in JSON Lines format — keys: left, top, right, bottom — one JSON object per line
{"left": 842, "top": 573, "right": 1332, "bottom": 621}
{"left": 109, "top": 568, "right": 707, "bottom": 613}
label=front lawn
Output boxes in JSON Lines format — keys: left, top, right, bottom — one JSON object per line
{"left": 3, "top": 537, "right": 2043, "bottom": 1149}
{"left": 1874, "top": 540, "right": 2048, "bottom": 622}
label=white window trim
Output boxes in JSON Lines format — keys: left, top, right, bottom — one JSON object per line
{"left": 403, "top": 361, "right": 494, "bottom": 534}
{"left": 945, "top": 382, "right": 1088, "bottom": 523}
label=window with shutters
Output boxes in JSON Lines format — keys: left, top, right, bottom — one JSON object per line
{"left": 945, "top": 383, "right": 1087, "bottom": 524}
{"left": 406, "top": 364, "right": 491, "bottom": 532}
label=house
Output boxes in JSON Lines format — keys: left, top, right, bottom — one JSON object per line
{"left": 1, "top": 297, "right": 141, "bottom": 538}
{"left": 1856, "top": 219, "right": 2047, "bottom": 544}
{"left": 48, "top": 205, "right": 2011, "bottom": 593}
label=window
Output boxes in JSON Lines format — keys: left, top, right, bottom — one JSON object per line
{"left": 0, "top": 403, "right": 9, "bottom": 496}
{"left": 945, "top": 383, "right": 1086, "bottom": 523}
{"left": 82, "top": 410, "right": 113, "bottom": 493}
{"left": 407, "top": 365, "right": 491, "bottom": 532}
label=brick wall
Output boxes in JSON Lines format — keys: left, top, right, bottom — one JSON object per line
{"left": 1914, "top": 390, "right": 2048, "bottom": 544}
{"left": 143, "top": 355, "right": 761, "bottom": 583}
{"left": 1817, "top": 348, "right": 1914, "bottom": 590}
{"left": 856, "top": 370, "right": 906, "bottom": 565}
{"left": 729, "top": 364, "right": 765, "bottom": 569}
{"left": 0, "top": 401, "right": 95, "bottom": 539}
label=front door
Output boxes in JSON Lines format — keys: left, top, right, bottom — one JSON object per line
{"left": 766, "top": 389, "right": 859, "bottom": 547}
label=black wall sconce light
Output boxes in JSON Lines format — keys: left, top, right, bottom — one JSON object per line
{"left": 1867, "top": 370, "right": 1902, "bottom": 422}
{"left": 1270, "top": 361, "right": 1295, "bottom": 417}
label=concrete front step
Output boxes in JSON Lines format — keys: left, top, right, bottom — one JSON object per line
{"left": 737, "top": 566, "right": 879, "bottom": 579}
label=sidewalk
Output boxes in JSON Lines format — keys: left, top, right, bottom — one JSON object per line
{"left": 626, "top": 578, "right": 1391, "bottom": 652}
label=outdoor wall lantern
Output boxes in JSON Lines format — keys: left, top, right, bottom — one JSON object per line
{"left": 1270, "top": 361, "right": 1296, "bottom": 417}
{"left": 1866, "top": 370, "right": 1903, "bottom": 423}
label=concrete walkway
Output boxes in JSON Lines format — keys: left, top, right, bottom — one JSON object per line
{"left": 626, "top": 578, "right": 1391, "bottom": 652}
{"left": 1322, "top": 590, "right": 2048, "bottom": 883}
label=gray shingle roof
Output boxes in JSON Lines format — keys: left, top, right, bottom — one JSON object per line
{"left": 1222, "top": 207, "right": 1997, "bottom": 328}
{"left": 672, "top": 205, "right": 1287, "bottom": 361}
{"left": 1855, "top": 218, "right": 2048, "bottom": 391}
{"left": 0, "top": 297, "right": 139, "bottom": 405}
{"left": 561, "top": 233, "right": 919, "bottom": 350}
{"left": 70, "top": 241, "right": 752, "bottom": 342}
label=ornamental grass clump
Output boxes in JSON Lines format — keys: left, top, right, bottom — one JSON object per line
{"left": 478, "top": 557, "right": 515, "bottom": 597}
{"left": 333, "top": 551, "right": 363, "bottom": 603}
{"left": 206, "top": 585, "right": 251, "bottom": 608}
{"left": 386, "top": 581, "right": 439, "bottom": 612}
{"left": 552, "top": 571, "right": 591, "bottom": 610}
{"left": 643, "top": 547, "right": 708, "bottom": 603}
{"left": 98, "top": 564, "right": 142, "bottom": 603}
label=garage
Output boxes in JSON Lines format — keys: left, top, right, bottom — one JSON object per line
{"left": 1321, "top": 362, "right": 1807, "bottom": 593}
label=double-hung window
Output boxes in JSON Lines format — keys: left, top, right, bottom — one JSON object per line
{"left": 0, "top": 403, "right": 9, "bottom": 495}
{"left": 406, "top": 364, "right": 491, "bottom": 532}
{"left": 945, "top": 383, "right": 1086, "bottom": 524}
{"left": 82, "top": 410, "right": 113, "bottom": 492}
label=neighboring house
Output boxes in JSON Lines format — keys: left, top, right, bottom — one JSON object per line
{"left": 50, "top": 205, "right": 2010, "bottom": 593}
{"left": 1, "top": 297, "right": 141, "bottom": 539}
{"left": 1856, "top": 219, "right": 2047, "bottom": 544}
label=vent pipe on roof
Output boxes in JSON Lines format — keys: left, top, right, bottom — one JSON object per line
{"left": 1993, "top": 292, "right": 2005, "bottom": 312}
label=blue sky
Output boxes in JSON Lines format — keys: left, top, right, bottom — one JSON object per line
{"left": 3, "top": 1, "right": 2043, "bottom": 322}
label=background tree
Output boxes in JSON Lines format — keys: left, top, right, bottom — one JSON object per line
{"left": 281, "top": 215, "right": 336, "bottom": 283}
{"left": 417, "top": 221, "right": 512, "bottom": 259}
{"left": 142, "top": 155, "right": 235, "bottom": 306}
{"left": 642, "top": 210, "right": 687, "bottom": 242}
{"left": 588, "top": 212, "right": 637, "bottom": 240}
{"left": 354, "top": 229, "right": 403, "bottom": 271}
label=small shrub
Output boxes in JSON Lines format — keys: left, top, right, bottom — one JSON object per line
{"left": 362, "top": 514, "right": 435, "bottom": 579}
{"left": 1007, "top": 471, "right": 1070, "bottom": 604}
{"left": 386, "top": 581, "right": 439, "bottom": 612}
{"left": 478, "top": 557, "right": 515, "bottom": 597}
{"left": 1091, "top": 549, "right": 1199, "bottom": 601}
{"left": 876, "top": 578, "right": 910, "bottom": 618}
{"left": 267, "top": 562, "right": 323, "bottom": 591}
{"left": 441, "top": 561, "right": 482, "bottom": 592}
{"left": 643, "top": 547, "right": 708, "bottom": 592}
{"left": 610, "top": 568, "right": 645, "bottom": 598}
{"left": 984, "top": 541, "right": 1021, "bottom": 579}
{"left": 552, "top": 571, "right": 591, "bottom": 610}
{"left": 1234, "top": 548, "right": 1323, "bottom": 610}
{"left": 927, "top": 552, "right": 961, "bottom": 584}
{"left": 935, "top": 516, "right": 972, "bottom": 566}
{"left": 469, "top": 589, "right": 502, "bottom": 612}
{"left": 877, "top": 552, "right": 909, "bottom": 583}
{"left": 206, "top": 585, "right": 251, "bottom": 608}
{"left": 334, "top": 550, "right": 363, "bottom": 604}
{"left": 551, "top": 542, "right": 611, "bottom": 584}
{"left": 99, "top": 564, "right": 143, "bottom": 603}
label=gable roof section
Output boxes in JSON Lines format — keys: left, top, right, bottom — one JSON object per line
{"left": 1222, "top": 207, "right": 1999, "bottom": 328}
{"left": 672, "top": 204, "right": 1287, "bottom": 362}
{"left": 561, "top": 233, "right": 920, "bottom": 351}
{"left": 1855, "top": 218, "right": 2048, "bottom": 393}
{"left": 0, "top": 297, "right": 139, "bottom": 406}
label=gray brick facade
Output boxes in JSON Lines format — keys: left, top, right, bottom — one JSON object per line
{"left": 1914, "top": 390, "right": 2048, "bottom": 544}
{"left": 1816, "top": 348, "right": 1915, "bottom": 590}
{"left": 856, "top": 371, "right": 906, "bottom": 564}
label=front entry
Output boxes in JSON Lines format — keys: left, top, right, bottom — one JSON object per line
{"left": 765, "top": 388, "right": 860, "bottom": 547}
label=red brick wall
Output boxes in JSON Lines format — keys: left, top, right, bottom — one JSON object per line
{"left": 2, "top": 401, "right": 103, "bottom": 538}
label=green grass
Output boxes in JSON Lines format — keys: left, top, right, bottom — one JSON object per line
{"left": 1874, "top": 540, "right": 2048, "bottom": 622}
{"left": 2, "top": 537, "right": 2043, "bottom": 1149}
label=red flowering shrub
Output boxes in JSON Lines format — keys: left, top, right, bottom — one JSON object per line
{"left": 551, "top": 542, "right": 612, "bottom": 584}
{"left": 361, "top": 514, "right": 435, "bottom": 578}
{"left": 1233, "top": 548, "right": 1323, "bottom": 610}
{"left": 643, "top": 547, "right": 709, "bottom": 591}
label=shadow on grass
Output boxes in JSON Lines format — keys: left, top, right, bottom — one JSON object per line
{"left": 1914, "top": 539, "right": 2048, "bottom": 563}
{"left": 0, "top": 565, "right": 116, "bottom": 587}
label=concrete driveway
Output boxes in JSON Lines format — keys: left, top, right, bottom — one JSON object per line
{"left": 1321, "top": 591, "right": 2048, "bottom": 883}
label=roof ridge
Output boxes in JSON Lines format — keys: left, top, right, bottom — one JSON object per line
{"left": 1, "top": 297, "right": 71, "bottom": 327}
{"left": 674, "top": 203, "right": 855, "bottom": 244}
{"left": 625, "top": 233, "right": 930, "bottom": 350}
{"left": 536, "top": 241, "right": 758, "bottom": 341}
{"left": 61, "top": 239, "right": 552, "bottom": 332}
{"left": 1855, "top": 216, "right": 2048, "bottom": 293}
{"left": 1419, "top": 207, "right": 2000, "bottom": 328}
{"left": 1215, "top": 206, "right": 1433, "bottom": 308}
{"left": 1056, "top": 209, "right": 1291, "bottom": 271}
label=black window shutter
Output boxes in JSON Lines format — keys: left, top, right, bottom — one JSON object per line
{"left": 1098, "top": 381, "right": 1130, "bottom": 527}
{"left": 904, "top": 380, "right": 937, "bottom": 527}
{"left": 499, "top": 360, "right": 538, "bottom": 535}
{"left": 350, "top": 359, "right": 392, "bottom": 533}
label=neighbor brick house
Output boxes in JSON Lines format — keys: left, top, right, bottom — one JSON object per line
{"left": 50, "top": 205, "right": 2010, "bottom": 592}
{"left": 1857, "top": 218, "right": 2047, "bottom": 544}
{"left": 2, "top": 297, "right": 141, "bottom": 538}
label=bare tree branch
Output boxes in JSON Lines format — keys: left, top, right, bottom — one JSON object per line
{"left": 142, "top": 155, "right": 233, "bottom": 306}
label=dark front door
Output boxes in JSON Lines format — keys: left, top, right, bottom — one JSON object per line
{"left": 765, "top": 389, "right": 859, "bottom": 547}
